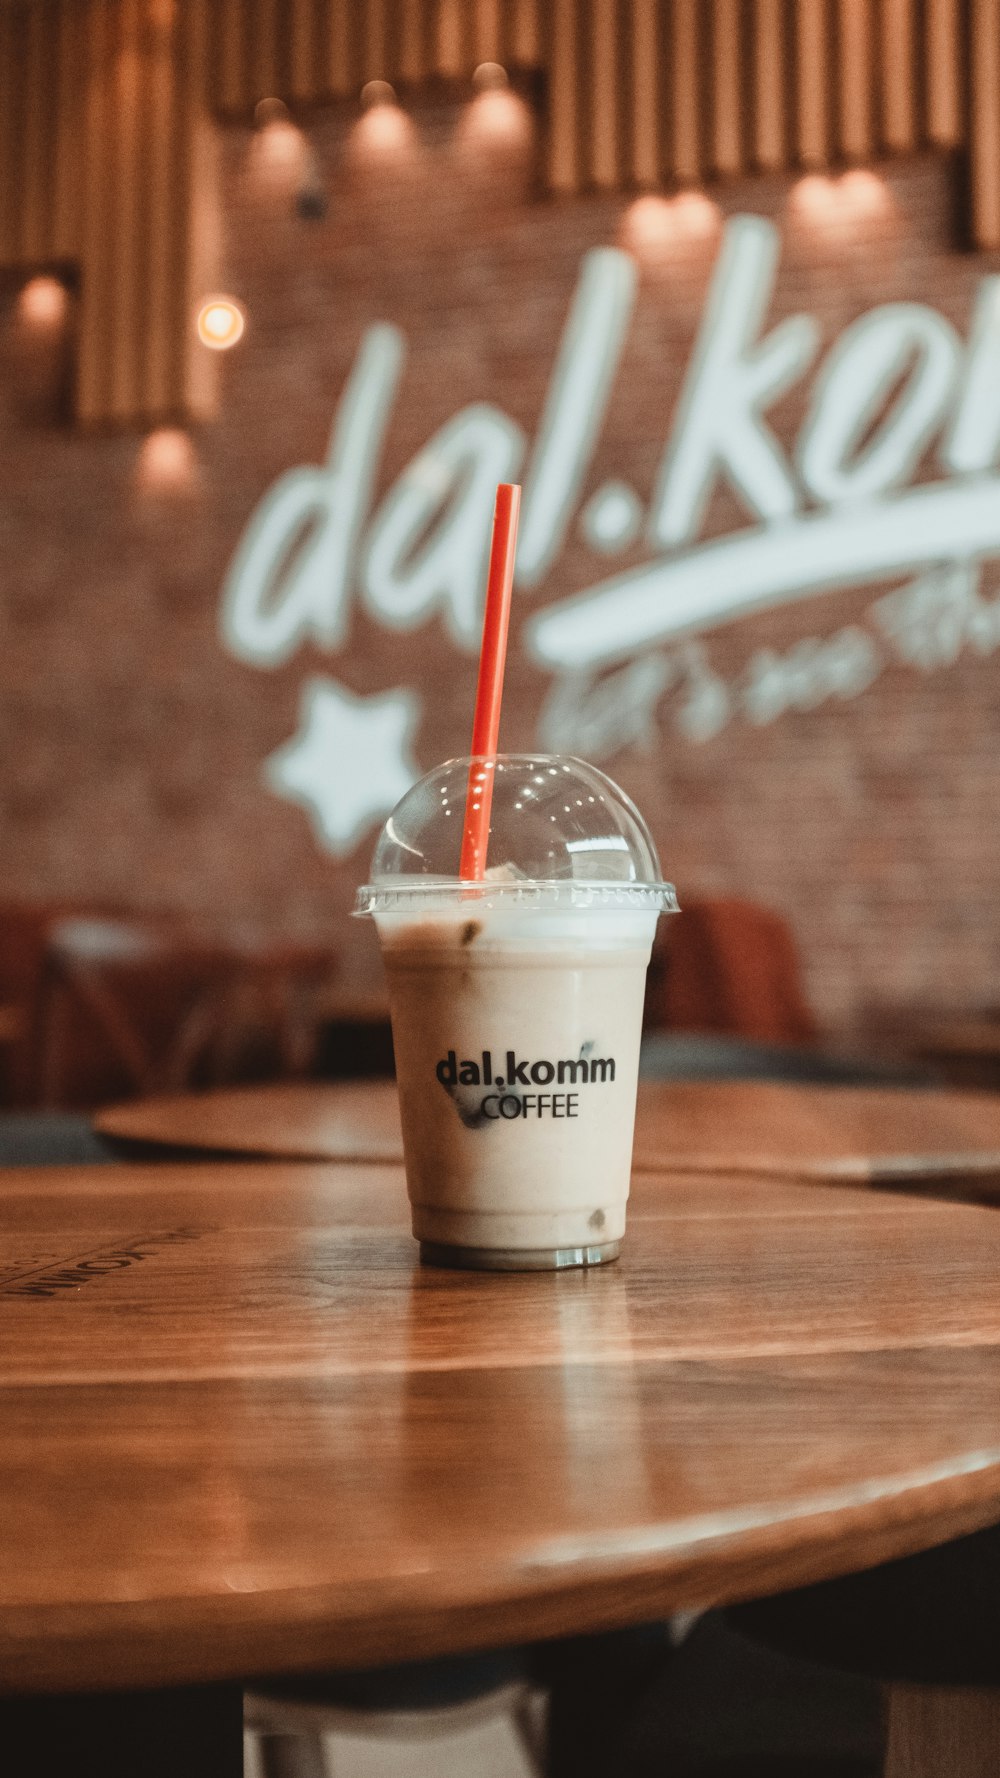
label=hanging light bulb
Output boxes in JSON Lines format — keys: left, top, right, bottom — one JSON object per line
{"left": 196, "top": 296, "right": 246, "bottom": 351}
{"left": 472, "top": 62, "right": 508, "bottom": 92}
{"left": 361, "top": 79, "right": 396, "bottom": 109}
{"left": 254, "top": 96, "right": 289, "bottom": 128}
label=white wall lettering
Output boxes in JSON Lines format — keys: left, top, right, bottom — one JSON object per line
{"left": 798, "top": 304, "right": 960, "bottom": 504}
{"left": 221, "top": 324, "right": 403, "bottom": 666}
{"left": 647, "top": 216, "right": 819, "bottom": 548}
{"left": 362, "top": 404, "right": 523, "bottom": 647}
{"left": 742, "top": 626, "right": 881, "bottom": 723}
{"left": 943, "top": 278, "right": 1000, "bottom": 473}
{"left": 218, "top": 213, "right": 1000, "bottom": 854}
{"left": 537, "top": 654, "right": 673, "bottom": 760}
{"left": 873, "top": 562, "right": 1000, "bottom": 668}
{"left": 517, "top": 248, "right": 637, "bottom": 585}
{"left": 526, "top": 477, "right": 1000, "bottom": 670}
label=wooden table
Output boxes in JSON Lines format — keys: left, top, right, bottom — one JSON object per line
{"left": 95, "top": 1078, "right": 1000, "bottom": 1193}
{"left": 4, "top": 1156, "right": 1000, "bottom": 1707}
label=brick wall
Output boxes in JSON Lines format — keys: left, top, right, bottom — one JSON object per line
{"left": 2, "top": 97, "right": 998, "bottom": 1038}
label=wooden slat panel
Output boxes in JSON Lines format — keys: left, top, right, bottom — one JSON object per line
{"left": 169, "top": 0, "right": 196, "bottom": 418}
{"left": 0, "top": 4, "right": 25, "bottom": 264}
{"left": 252, "top": 0, "right": 281, "bottom": 100}
{"left": 181, "top": 0, "right": 219, "bottom": 420}
{"left": 361, "top": 0, "right": 388, "bottom": 83}
{"left": 925, "top": 0, "right": 962, "bottom": 145}
{"left": 51, "top": 0, "right": 84, "bottom": 259}
{"left": 795, "top": 0, "right": 832, "bottom": 166}
{"left": 472, "top": 0, "right": 502, "bottom": 65}
{"left": 144, "top": 0, "right": 180, "bottom": 414}
{"left": 20, "top": 0, "right": 53, "bottom": 261}
{"left": 751, "top": 0, "right": 787, "bottom": 168}
{"left": 326, "top": 0, "right": 355, "bottom": 96}
{"left": 215, "top": 0, "right": 246, "bottom": 114}
{"left": 434, "top": 0, "right": 465, "bottom": 75}
{"left": 510, "top": 0, "right": 541, "bottom": 65}
{"left": 107, "top": 0, "right": 144, "bottom": 421}
{"left": 712, "top": 0, "right": 743, "bottom": 175}
{"left": 4, "top": 0, "right": 995, "bottom": 426}
{"left": 398, "top": 0, "right": 427, "bottom": 84}
{"left": 837, "top": 0, "right": 874, "bottom": 160}
{"left": 880, "top": 0, "right": 917, "bottom": 149}
{"left": 629, "top": 0, "right": 660, "bottom": 185}
{"left": 670, "top": 0, "right": 702, "bottom": 183}
{"left": 969, "top": 0, "right": 1000, "bottom": 249}
{"left": 290, "top": 0, "right": 319, "bottom": 101}
{"left": 589, "top": 0, "right": 620, "bottom": 187}
{"left": 547, "top": 0, "right": 580, "bottom": 190}
{"left": 78, "top": 0, "right": 116, "bottom": 423}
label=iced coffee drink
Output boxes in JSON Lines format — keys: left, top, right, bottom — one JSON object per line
{"left": 357, "top": 755, "right": 677, "bottom": 1270}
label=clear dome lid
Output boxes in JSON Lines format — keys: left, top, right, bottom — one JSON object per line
{"left": 356, "top": 754, "right": 678, "bottom": 915}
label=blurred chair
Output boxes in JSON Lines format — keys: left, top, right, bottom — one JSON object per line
{"left": 245, "top": 1667, "right": 544, "bottom": 1778}
{"left": 0, "top": 899, "right": 72, "bottom": 1105}
{"left": 645, "top": 896, "right": 818, "bottom": 1047}
{"left": 30, "top": 916, "right": 336, "bottom": 1110}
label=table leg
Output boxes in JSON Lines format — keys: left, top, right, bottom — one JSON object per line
{"left": 885, "top": 1684, "right": 1000, "bottom": 1778}
{"left": 256, "top": 1729, "right": 328, "bottom": 1777}
{"left": 529, "top": 1624, "right": 673, "bottom": 1778}
{"left": 0, "top": 1681, "right": 243, "bottom": 1778}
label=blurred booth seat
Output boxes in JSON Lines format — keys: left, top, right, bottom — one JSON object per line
{"left": 644, "top": 896, "right": 819, "bottom": 1048}
{"left": 1, "top": 909, "right": 336, "bottom": 1111}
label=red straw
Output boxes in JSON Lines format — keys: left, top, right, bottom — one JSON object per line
{"left": 460, "top": 482, "right": 521, "bottom": 880}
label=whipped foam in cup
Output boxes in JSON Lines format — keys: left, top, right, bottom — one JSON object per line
{"left": 357, "top": 756, "right": 677, "bottom": 1270}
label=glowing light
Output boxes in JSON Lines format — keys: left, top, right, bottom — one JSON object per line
{"left": 461, "top": 87, "right": 533, "bottom": 146}
{"left": 196, "top": 297, "right": 246, "bottom": 351}
{"left": 473, "top": 62, "right": 508, "bottom": 91}
{"left": 136, "top": 428, "right": 196, "bottom": 493}
{"left": 622, "top": 191, "right": 720, "bottom": 255}
{"left": 351, "top": 88, "right": 414, "bottom": 155}
{"left": 252, "top": 115, "right": 308, "bottom": 181}
{"left": 18, "top": 276, "right": 68, "bottom": 327}
{"left": 839, "top": 167, "right": 890, "bottom": 217}
{"left": 672, "top": 190, "right": 720, "bottom": 237}
{"left": 791, "top": 169, "right": 890, "bottom": 227}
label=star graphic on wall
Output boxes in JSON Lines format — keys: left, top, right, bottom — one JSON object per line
{"left": 264, "top": 676, "right": 422, "bottom": 855}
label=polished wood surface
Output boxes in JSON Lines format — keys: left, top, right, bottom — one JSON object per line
{"left": 3, "top": 1158, "right": 1000, "bottom": 1693}
{"left": 96, "top": 1079, "right": 1000, "bottom": 1190}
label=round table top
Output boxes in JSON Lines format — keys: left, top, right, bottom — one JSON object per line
{"left": 3, "top": 1156, "right": 1000, "bottom": 1693}
{"left": 96, "top": 1078, "right": 1000, "bottom": 1191}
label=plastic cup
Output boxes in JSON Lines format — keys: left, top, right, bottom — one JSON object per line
{"left": 356, "top": 754, "right": 677, "bottom": 1270}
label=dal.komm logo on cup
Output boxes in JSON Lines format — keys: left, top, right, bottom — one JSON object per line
{"left": 434, "top": 1046, "right": 617, "bottom": 1124}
